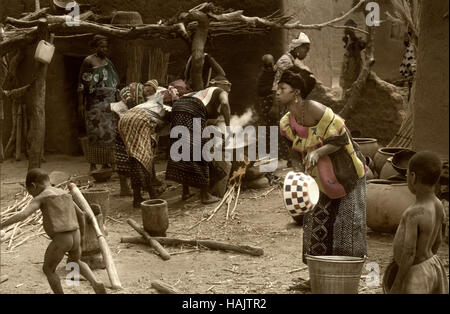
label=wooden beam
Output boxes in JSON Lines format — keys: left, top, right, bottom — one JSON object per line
{"left": 21, "top": 8, "right": 50, "bottom": 22}
{"left": 338, "top": 26, "right": 376, "bottom": 119}
{"left": 0, "top": 57, "right": 6, "bottom": 162}
{"left": 27, "top": 19, "right": 51, "bottom": 170}
{"left": 183, "top": 11, "right": 209, "bottom": 91}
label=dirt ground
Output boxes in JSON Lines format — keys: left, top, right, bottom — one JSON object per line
{"left": 0, "top": 155, "right": 448, "bottom": 294}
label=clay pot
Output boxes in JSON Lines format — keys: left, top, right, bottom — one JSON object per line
{"left": 141, "top": 199, "right": 169, "bottom": 237}
{"left": 210, "top": 161, "right": 232, "bottom": 198}
{"left": 90, "top": 169, "right": 113, "bottom": 183}
{"left": 354, "top": 138, "right": 379, "bottom": 160}
{"left": 82, "top": 188, "right": 111, "bottom": 218}
{"left": 366, "top": 180, "right": 415, "bottom": 233}
{"left": 392, "top": 149, "right": 416, "bottom": 176}
{"left": 245, "top": 176, "right": 269, "bottom": 189}
{"left": 365, "top": 167, "right": 375, "bottom": 181}
{"left": 379, "top": 158, "right": 401, "bottom": 180}
{"left": 81, "top": 212, "right": 105, "bottom": 254}
{"left": 373, "top": 147, "right": 407, "bottom": 174}
{"left": 244, "top": 166, "right": 265, "bottom": 182}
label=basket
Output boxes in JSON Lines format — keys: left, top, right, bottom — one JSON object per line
{"left": 79, "top": 137, "right": 115, "bottom": 165}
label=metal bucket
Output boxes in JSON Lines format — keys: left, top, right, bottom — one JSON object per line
{"left": 306, "top": 255, "right": 366, "bottom": 294}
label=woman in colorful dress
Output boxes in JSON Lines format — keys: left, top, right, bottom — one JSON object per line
{"left": 276, "top": 67, "right": 368, "bottom": 287}
{"left": 116, "top": 80, "right": 191, "bottom": 207}
{"left": 78, "top": 35, "right": 120, "bottom": 172}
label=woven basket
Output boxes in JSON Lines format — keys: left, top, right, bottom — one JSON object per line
{"left": 79, "top": 137, "right": 116, "bottom": 165}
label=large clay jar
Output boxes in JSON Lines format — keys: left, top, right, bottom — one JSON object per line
{"left": 366, "top": 180, "right": 415, "bottom": 233}
{"left": 354, "top": 138, "right": 379, "bottom": 160}
{"left": 379, "top": 158, "right": 401, "bottom": 180}
{"left": 141, "top": 199, "right": 169, "bottom": 237}
{"left": 82, "top": 189, "right": 111, "bottom": 217}
{"left": 373, "top": 147, "right": 406, "bottom": 174}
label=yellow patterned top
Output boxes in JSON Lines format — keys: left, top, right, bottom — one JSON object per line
{"left": 280, "top": 107, "right": 365, "bottom": 194}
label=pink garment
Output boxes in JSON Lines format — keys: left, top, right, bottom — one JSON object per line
{"left": 289, "top": 113, "right": 309, "bottom": 138}
{"left": 316, "top": 155, "right": 347, "bottom": 199}
{"left": 288, "top": 113, "right": 347, "bottom": 199}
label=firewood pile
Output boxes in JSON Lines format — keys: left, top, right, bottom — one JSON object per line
{"left": 0, "top": 179, "right": 91, "bottom": 251}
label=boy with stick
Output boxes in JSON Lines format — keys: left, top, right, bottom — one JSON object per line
{"left": 0, "top": 168, "right": 106, "bottom": 294}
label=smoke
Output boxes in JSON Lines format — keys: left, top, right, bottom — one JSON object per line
{"left": 217, "top": 108, "right": 256, "bottom": 132}
{"left": 230, "top": 108, "right": 255, "bottom": 126}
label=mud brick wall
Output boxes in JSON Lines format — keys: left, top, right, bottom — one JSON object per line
{"left": 412, "top": 0, "right": 449, "bottom": 158}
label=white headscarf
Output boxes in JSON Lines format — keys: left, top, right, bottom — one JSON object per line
{"left": 288, "top": 32, "right": 310, "bottom": 51}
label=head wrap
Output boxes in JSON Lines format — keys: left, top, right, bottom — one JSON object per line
{"left": 162, "top": 80, "right": 192, "bottom": 104}
{"left": 90, "top": 34, "right": 108, "bottom": 48}
{"left": 279, "top": 66, "right": 316, "bottom": 98}
{"left": 288, "top": 32, "right": 310, "bottom": 51}
{"left": 144, "top": 79, "right": 158, "bottom": 91}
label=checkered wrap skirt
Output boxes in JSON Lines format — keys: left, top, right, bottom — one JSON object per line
{"left": 165, "top": 97, "right": 210, "bottom": 188}
{"left": 302, "top": 176, "right": 367, "bottom": 263}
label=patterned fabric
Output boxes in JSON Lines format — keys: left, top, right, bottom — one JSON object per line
{"left": 78, "top": 58, "right": 119, "bottom": 94}
{"left": 399, "top": 43, "right": 416, "bottom": 80}
{"left": 115, "top": 129, "right": 154, "bottom": 189}
{"left": 118, "top": 108, "right": 157, "bottom": 175}
{"left": 79, "top": 59, "right": 120, "bottom": 160}
{"left": 84, "top": 87, "right": 119, "bottom": 149}
{"left": 165, "top": 97, "right": 210, "bottom": 188}
{"left": 120, "top": 82, "right": 146, "bottom": 109}
{"left": 280, "top": 107, "right": 365, "bottom": 195}
{"left": 302, "top": 176, "right": 367, "bottom": 263}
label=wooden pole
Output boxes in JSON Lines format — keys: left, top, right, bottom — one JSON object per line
{"left": 69, "top": 183, "right": 122, "bottom": 289}
{"left": 0, "top": 57, "right": 6, "bottom": 162}
{"left": 35, "top": 0, "right": 41, "bottom": 12}
{"left": 121, "top": 235, "right": 264, "bottom": 256}
{"left": 180, "top": 11, "right": 210, "bottom": 91}
{"left": 4, "top": 100, "right": 17, "bottom": 158}
{"left": 15, "top": 102, "right": 22, "bottom": 161}
{"left": 151, "top": 280, "right": 181, "bottom": 294}
{"left": 28, "top": 19, "right": 51, "bottom": 170}
{"left": 126, "top": 219, "right": 171, "bottom": 261}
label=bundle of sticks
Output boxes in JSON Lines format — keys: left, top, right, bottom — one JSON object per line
{"left": 0, "top": 180, "right": 90, "bottom": 251}
{"left": 205, "top": 157, "right": 250, "bottom": 224}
